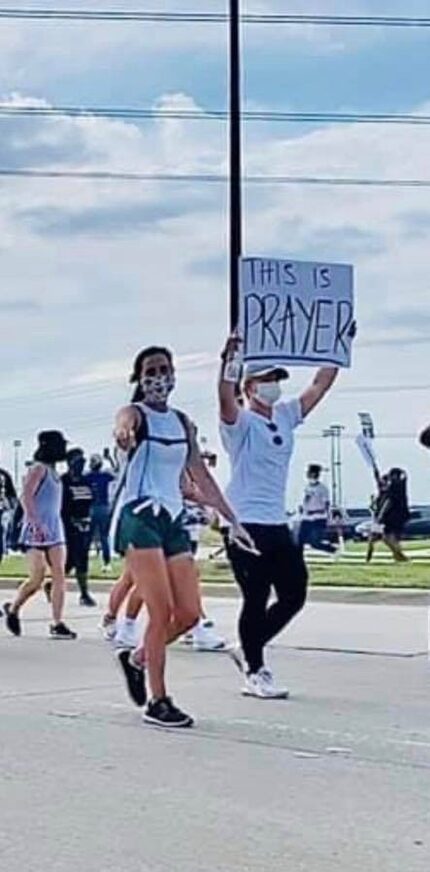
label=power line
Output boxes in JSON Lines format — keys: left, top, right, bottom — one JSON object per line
{"left": 0, "top": 380, "right": 428, "bottom": 408}
{"left": 0, "top": 168, "right": 430, "bottom": 188}
{"left": 2, "top": 103, "right": 430, "bottom": 127}
{"left": 0, "top": 9, "right": 430, "bottom": 27}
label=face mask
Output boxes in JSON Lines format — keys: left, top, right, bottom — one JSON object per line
{"left": 71, "top": 459, "right": 85, "bottom": 476}
{"left": 254, "top": 381, "right": 282, "bottom": 406}
{"left": 140, "top": 373, "right": 175, "bottom": 404}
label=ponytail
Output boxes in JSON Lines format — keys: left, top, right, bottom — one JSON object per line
{"left": 131, "top": 384, "right": 144, "bottom": 403}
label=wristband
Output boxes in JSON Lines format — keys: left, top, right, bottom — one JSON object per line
{"left": 223, "top": 358, "right": 242, "bottom": 383}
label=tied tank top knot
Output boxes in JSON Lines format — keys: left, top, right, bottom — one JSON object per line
{"left": 122, "top": 403, "right": 189, "bottom": 520}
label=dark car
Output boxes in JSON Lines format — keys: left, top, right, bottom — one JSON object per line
{"left": 355, "top": 505, "right": 430, "bottom": 541}
{"left": 325, "top": 507, "right": 372, "bottom": 542}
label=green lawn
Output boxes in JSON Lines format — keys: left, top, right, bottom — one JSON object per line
{"left": 1, "top": 552, "right": 429, "bottom": 590}
{"left": 199, "top": 559, "right": 430, "bottom": 590}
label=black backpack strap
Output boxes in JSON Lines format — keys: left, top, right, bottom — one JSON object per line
{"left": 132, "top": 403, "right": 149, "bottom": 446}
{"left": 173, "top": 410, "right": 194, "bottom": 465}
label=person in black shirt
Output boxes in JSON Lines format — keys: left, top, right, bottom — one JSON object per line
{"left": 378, "top": 467, "right": 410, "bottom": 562}
{"left": 0, "top": 466, "right": 17, "bottom": 563}
{"left": 62, "top": 448, "right": 96, "bottom": 606}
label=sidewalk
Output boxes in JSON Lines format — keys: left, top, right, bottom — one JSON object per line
{"left": 1, "top": 577, "right": 428, "bottom": 605}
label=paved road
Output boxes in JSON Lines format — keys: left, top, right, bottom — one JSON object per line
{"left": 0, "top": 592, "right": 429, "bottom": 872}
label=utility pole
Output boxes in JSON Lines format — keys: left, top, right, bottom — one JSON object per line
{"left": 229, "top": 0, "right": 242, "bottom": 330}
{"left": 323, "top": 425, "right": 345, "bottom": 508}
{"left": 13, "top": 439, "right": 22, "bottom": 489}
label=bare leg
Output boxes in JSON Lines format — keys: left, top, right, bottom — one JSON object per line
{"left": 126, "top": 548, "right": 175, "bottom": 700}
{"left": 166, "top": 554, "right": 200, "bottom": 642}
{"left": 383, "top": 533, "right": 408, "bottom": 562}
{"left": 108, "top": 569, "right": 134, "bottom": 617}
{"left": 48, "top": 545, "right": 67, "bottom": 624}
{"left": 11, "top": 550, "right": 45, "bottom": 613}
{"left": 132, "top": 556, "right": 200, "bottom": 668}
{"left": 366, "top": 534, "right": 376, "bottom": 563}
{"left": 125, "top": 586, "right": 144, "bottom": 620}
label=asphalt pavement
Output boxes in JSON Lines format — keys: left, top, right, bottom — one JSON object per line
{"left": 0, "top": 591, "right": 429, "bottom": 872}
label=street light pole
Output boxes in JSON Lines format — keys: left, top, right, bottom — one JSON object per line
{"left": 13, "top": 439, "right": 22, "bottom": 489}
{"left": 229, "top": 0, "right": 242, "bottom": 330}
{"left": 323, "top": 425, "right": 345, "bottom": 508}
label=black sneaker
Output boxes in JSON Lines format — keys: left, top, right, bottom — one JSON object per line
{"left": 143, "top": 697, "right": 194, "bottom": 729}
{"left": 44, "top": 581, "right": 52, "bottom": 604}
{"left": 116, "top": 649, "right": 147, "bottom": 707}
{"left": 79, "top": 594, "right": 97, "bottom": 607}
{"left": 49, "top": 622, "right": 77, "bottom": 640}
{"left": 4, "top": 603, "right": 21, "bottom": 637}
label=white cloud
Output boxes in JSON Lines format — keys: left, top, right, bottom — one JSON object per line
{"left": 0, "top": 86, "right": 429, "bottom": 503}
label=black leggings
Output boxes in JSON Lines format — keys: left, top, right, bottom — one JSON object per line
{"left": 226, "top": 524, "right": 308, "bottom": 674}
{"left": 65, "top": 525, "right": 92, "bottom": 598}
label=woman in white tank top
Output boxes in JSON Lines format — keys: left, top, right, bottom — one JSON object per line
{"left": 114, "top": 346, "right": 253, "bottom": 729}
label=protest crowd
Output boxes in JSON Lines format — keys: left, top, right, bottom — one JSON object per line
{"left": 1, "top": 323, "right": 428, "bottom": 729}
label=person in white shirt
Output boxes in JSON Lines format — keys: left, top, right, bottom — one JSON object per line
{"left": 298, "top": 464, "right": 336, "bottom": 554}
{"left": 219, "top": 333, "right": 353, "bottom": 699}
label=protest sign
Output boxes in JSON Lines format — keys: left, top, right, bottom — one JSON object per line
{"left": 239, "top": 257, "right": 354, "bottom": 368}
{"left": 355, "top": 434, "right": 379, "bottom": 475}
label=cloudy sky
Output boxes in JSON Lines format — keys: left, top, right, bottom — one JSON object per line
{"left": 0, "top": 0, "right": 429, "bottom": 509}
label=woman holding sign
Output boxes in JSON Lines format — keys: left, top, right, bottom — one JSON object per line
{"left": 219, "top": 332, "right": 354, "bottom": 699}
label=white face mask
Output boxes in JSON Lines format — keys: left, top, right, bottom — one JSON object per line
{"left": 254, "top": 381, "right": 282, "bottom": 406}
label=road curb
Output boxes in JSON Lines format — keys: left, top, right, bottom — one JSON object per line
{"left": 0, "top": 578, "right": 428, "bottom": 606}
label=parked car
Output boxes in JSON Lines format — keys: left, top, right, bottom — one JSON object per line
{"left": 290, "top": 507, "right": 372, "bottom": 543}
{"left": 355, "top": 505, "right": 430, "bottom": 541}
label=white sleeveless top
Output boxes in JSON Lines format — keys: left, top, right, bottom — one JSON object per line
{"left": 122, "top": 404, "right": 189, "bottom": 520}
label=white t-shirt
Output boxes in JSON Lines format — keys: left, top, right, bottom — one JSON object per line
{"left": 220, "top": 399, "right": 303, "bottom": 525}
{"left": 302, "top": 481, "right": 330, "bottom": 520}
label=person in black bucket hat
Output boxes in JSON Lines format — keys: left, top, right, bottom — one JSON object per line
{"left": 3, "top": 430, "right": 77, "bottom": 640}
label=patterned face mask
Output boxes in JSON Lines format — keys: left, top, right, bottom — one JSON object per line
{"left": 140, "top": 373, "right": 175, "bottom": 404}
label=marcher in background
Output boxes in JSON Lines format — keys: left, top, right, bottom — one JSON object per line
{"left": 86, "top": 453, "right": 115, "bottom": 573}
{"left": 3, "top": 431, "right": 77, "bottom": 639}
{"left": 181, "top": 492, "right": 226, "bottom": 652}
{"left": 378, "top": 468, "right": 410, "bottom": 562}
{"left": 298, "top": 464, "right": 337, "bottom": 555}
{"left": 62, "top": 448, "right": 96, "bottom": 607}
{"left": 0, "top": 463, "right": 17, "bottom": 563}
{"left": 366, "top": 474, "right": 389, "bottom": 564}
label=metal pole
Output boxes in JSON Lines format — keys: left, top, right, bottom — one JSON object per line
{"left": 330, "top": 430, "right": 337, "bottom": 507}
{"left": 229, "top": 0, "right": 242, "bottom": 330}
{"left": 323, "top": 425, "right": 344, "bottom": 508}
{"left": 335, "top": 428, "right": 342, "bottom": 507}
{"left": 13, "top": 439, "right": 22, "bottom": 489}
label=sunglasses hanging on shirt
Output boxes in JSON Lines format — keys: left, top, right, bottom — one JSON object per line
{"left": 266, "top": 422, "right": 283, "bottom": 446}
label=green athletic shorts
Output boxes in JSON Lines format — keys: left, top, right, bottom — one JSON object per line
{"left": 115, "top": 500, "right": 191, "bottom": 558}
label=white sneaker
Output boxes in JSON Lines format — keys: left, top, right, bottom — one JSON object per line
{"left": 100, "top": 614, "right": 117, "bottom": 642}
{"left": 242, "top": 668, "right": 289, "bottom": 700}
{"left": 114, "top": 618, "right": 140, "bottom": 650}
{"left": 192, "top": 621, "right": 227, "bottom": 652}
